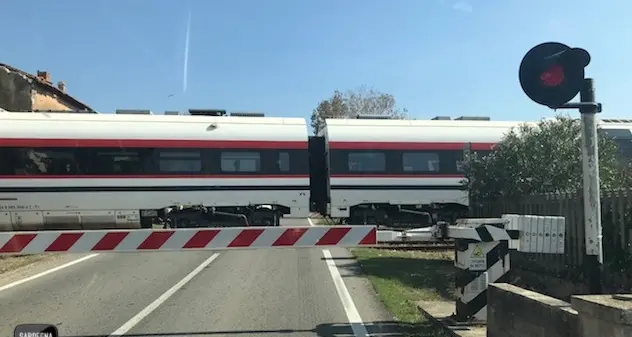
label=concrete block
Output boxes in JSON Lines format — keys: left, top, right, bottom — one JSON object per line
{"left": 571, "top": 294, "right": 632, "bottom": 337}
{"left": 488, "top": 283, "right": 578, "bottom": 337}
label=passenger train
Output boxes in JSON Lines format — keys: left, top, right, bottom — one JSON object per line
{"left": 0, "top": 110, "right": 631, "bottom": 231}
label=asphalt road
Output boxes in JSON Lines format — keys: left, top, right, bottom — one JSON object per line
{"left": 0, "top": 220, "right": 399, "bottom": 337}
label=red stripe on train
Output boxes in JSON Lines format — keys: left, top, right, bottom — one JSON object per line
{"left": 328, "top": 141, "right": 495, "bottom": 151}
{"left": 0, "top": 138, "right": 308, "bottom": 149}
{"left": 0, "top": 174, "right": 310, "bottom": 179}
{"left": 0, "top": 174, "right": 462, "bottom": 179}
{"left": 330, "top": 174, "right": 465, "bottom": 178}
{"left": 0, "top": 138, "right": 495, "bottom": 151}
{"left": 0, "top": 174, "right": 464, "bottom": 179}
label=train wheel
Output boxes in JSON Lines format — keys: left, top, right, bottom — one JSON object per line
{"left": 140, "top": 217, "right": 153, "bottom": 229}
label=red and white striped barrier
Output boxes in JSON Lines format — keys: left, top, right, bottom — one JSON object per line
{"left": 0, "top": 226, "right": 377, "bottom": 255}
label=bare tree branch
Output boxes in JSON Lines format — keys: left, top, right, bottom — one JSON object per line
{"left": 310, "top": 86, "right": 407, "bottom": 134}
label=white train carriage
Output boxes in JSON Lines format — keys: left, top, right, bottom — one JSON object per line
{"left": 316, "top": 116, "right": 632, "bottom": 227}
{"left": 0, "top": 111, "right": 311, "bottom": 230}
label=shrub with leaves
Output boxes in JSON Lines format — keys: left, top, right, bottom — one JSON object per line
{"left": 463, "top": 115, "right": 632, "bottom": 202}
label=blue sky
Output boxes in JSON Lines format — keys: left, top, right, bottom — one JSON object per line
{"left": 1, "top": 0, "right": 629, "bottom": 122}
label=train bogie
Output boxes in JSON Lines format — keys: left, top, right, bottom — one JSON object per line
{"left": 340, "top": 203, "right": 468, "bottom": 228}
{"left": 150, "top": 204, "right": 286, "bottom": 228}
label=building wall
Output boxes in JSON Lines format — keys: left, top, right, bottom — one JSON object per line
{"left": 0, "top": 66, "right": 33, "bottom": 111}
{"left": 0, "top": 65, "right": 92, "bottom": 112}
{"left": 31, "top": 90, "right": 76, "bottom": 111}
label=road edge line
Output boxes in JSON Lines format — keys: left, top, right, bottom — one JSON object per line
{"left": 0, "top": 253, "right": 100, "bottom": 292}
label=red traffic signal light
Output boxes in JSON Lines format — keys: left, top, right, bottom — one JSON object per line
{"left": 519, "top": 42, "right": 591, "bottom": 108}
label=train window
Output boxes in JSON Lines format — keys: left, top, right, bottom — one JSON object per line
{"left": 278, "top": 152, "right": 290, "bottom": 172}
{"left": 221, "top": 151, "right": 261, "bottom": 172}
{"left": 6, "top": 148, "right": 81, "bottom": 175}
{"left": 288, "top": 150, "right": 310, "bottom": 174}
{"left": 92, "top": 149, "right": 146, "bottom": 175}
{"left": 0, "top": 149, "right": 16, "bottom": 174}
{"left": 402, "top": 152, "right": 440, "bottom": 172}
{"left": 601, "top": 128, "right": 632, "bottom": 139}
{"left": 348, "top": 152, "right": 386, "bottom": 172}
{"left": 614, "top": 139, "right": 632, "bottom": 160}
{"left": 158, "top": 150, "right": 202, "bottom": 173}
{"left": 456, "top": 160, "right": 465, "bottom": 172}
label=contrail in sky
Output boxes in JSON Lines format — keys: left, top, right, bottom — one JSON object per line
{"left": 183, "top": 10, "right": 192, "bottom": 93}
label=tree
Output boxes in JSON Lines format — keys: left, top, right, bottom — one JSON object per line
{"left": 310, "top": 90, "right": 348, "bottom": 135}
{"left": 463, "top": 115, "right": 632, "bottom": 202}
{"left": 310, "top": 86, "right": 407, "bottom": 134}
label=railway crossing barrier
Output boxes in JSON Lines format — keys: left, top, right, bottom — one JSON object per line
{"left": 0, "top": 226, "right": 377, "bottom": 255}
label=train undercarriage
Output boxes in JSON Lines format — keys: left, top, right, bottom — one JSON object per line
{"left": 341, "top": 203, "right": 469, "bottom": 229}
{"left": 139, "top": 205, "right": 289, "bottom": 229}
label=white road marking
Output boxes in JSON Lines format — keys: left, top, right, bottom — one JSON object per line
{"left": 109, "top": 253, "right": 220, "bottom": 336}
{"left": 309, "top": 217, "right": 370, "bottom": 337}
{"left": 0, "top": 253, "right": 100, "bottom": 292}
{"left": 323, "top": 249, "right": 370, "bottom": 337}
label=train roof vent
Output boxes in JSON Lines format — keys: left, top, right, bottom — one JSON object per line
{"left": 431, "top": 116, "right": 451, "bottom": 120}
{"left": 602, "top": 119, "right": 632, "bottom": 123}
{"left": 230, "top": 112, "right": 265, "bottom": 117}
{"left": 355, "top": 114, "right": 394, "bottom": 120}
{"left": 188, "top": 109, "right": 227, "bottom": 116}
{"left": 164, "top": 111, "right": 180, "bottom": 115}
{"left": 454, "top": 116, "right": 491, "bottom": 121}
{"left": 116, "top": 109, "right": 152, "bottom": 115}
{"left": 600, "top": 128, "right": 632, "bottom": 137}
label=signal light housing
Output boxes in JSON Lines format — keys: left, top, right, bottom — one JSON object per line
{"left": 519, "top": 42, "right": 591, "bottom": 108}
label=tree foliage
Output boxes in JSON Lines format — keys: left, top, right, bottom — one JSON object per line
{"left": 464, "top": 115, "right": 632, "bottom": 202}
{"left": 310, "top": 86, "right": 407, "bottom": 134}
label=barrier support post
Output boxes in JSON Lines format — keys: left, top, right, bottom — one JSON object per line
{"left": 447, "top": 215, "right": 566, "bottom": 323}
{"left": 449, "top": 219, "right": 515, "bottom": 323}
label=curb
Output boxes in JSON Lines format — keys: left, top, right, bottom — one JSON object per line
{"left": 417, "top": 303, "right": 460, "bottom": 337}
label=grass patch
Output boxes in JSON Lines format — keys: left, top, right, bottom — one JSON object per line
{"left": 351, "top": 248, "right": 456, "bottom": 337}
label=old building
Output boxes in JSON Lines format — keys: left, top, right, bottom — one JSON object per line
{"left": 0, "top": 63, "right": 95, "bottom": 112}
